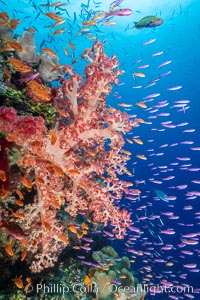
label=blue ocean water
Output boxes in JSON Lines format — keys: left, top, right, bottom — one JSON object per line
{"left": 0, "top": 0, "right": 200, "bottom": 299}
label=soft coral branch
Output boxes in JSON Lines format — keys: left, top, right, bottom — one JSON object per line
{"left": 0, "top": 40, "right": 133, "bottom": 272}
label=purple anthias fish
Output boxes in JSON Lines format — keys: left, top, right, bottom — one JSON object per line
{"left": 19, "top": 72, "right": 40, "bottom": 85}
{"left": 100, "top": 8, "right": 133, "bottom": 22}
{"left": 0, "top": 221, "right": 25, "bottom": 240}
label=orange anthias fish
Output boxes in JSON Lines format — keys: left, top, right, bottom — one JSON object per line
{"left": 8, "top": 58, "right": 32, "bottom": 73}
{"left": 11, "top": 212, "right": 26, "bottom": 219}
{"left": 82, "top": 20, "right": 96, "bottom": 26}
{"left": 78, "top": 182, "right": 87, "bottom": 190}
{"left": 133, "top": 72, "right": 145, "bottom": 78}
{"left": 51, "top": 64, "right": 63, "bottom": 71}
{"left": 5, "top": 39, "right": 23, "bottom": 51}
{"left": 27, "top": 27, "right": 36, "bottom": 34}
{"left": 136, "top": 102, "right": 147, "bottom": 108}
{"left": 136, "top": 154, "right": 147, "bottom": 160}
{"left": 133, "top": 138, "right": 144, "bottom": 145}
{"left": 68, "top": 41, "right": 75, "bottom": 50}
{"left": 67, "top": 169, "right": 80, "bottom": 176}
{"left": 20, "top": 176, "right": 32, "bottom": 189}
{"left": 118, "top": 103, "right": 132, "bottom": 108}
{"left": 52, "top": 164, "right": 64, "bottom": 177}
{"left": 52, "top": 28, "right": 66, "bottom": 35}
{"left": 15, "top": 189, "right": 24, "bottom": 200}
{"left": 68, "top": 224, "right": 78, "bottom": 234}
{"left": 57, "top": 234, "right": 68, "bottom": 244}
{"left": 45, "top": 12, "right": 64, "bottom": 22}
{"left": 27, "top": 80, "right": 52, "bottom": 102}
{"left": 49, "top": 130, "right": 57, "bottom": 145}
{"left": 124, "top": 182, "right": 134, "bottom": 187}
{"left": 12, "top": 275, "right": 23, "bottom": 289}
{"left": 41, "top": 47, "right": 57, "bottom": 57}
{"left": 126, "top": 138, "right": 133, "bottom": 144}
{"left": 121, "top": 150, "right": 131, "bottom": 155}
{"left": 51, "top": 198, "right": 61, "bottom": 209}
{"left": 131, "top": 189, "right": 141, "bottom": 195}
{"left": 104, "top": 21, "right": 116, "bottom": 25}
{"left": 84, "top": 275, "right": 91, "bottom": 285}
{"left": 63, "top": 47, "right": 69, "bottom": 56}
{"left": 5, "top": 244, "right": 14, "bottom": 256}
{"left": 15, "top": 199, "right": 24, "bottom": 207}
{"left": 136, "top": 118, "right": 145, "bottom": 123}
{"left": 0, "top": 185, "right": 9, "bottom": 199}
{"left": 0, "top": 170, "right": 6, "bottom": 182}
{"left": 51, "top": 19, "right": 66, "bottom": 27}
{"left": 57, "top": 109, "right": 68, "bottom": 117}
{"left": 21, "top": 248, "right": 27, "bottom": 261}
{"left": 42, "top": 1, "right": 67, "bottom": 7}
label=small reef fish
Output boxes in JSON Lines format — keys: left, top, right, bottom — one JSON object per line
{"left": 134, "top": 16, "right": 163, "bottom": 28}
{"left": 0, "top": 170, "right": 6, "bottom": 181}
{"left": 0, "top": 221, "right": 25, "bottom": 240}
{"left": 133, "top": 138, "right": 144, "bottom": 145}
{"left": 133, "top": 72, "right": 145, "bottom": 78}
{"left": 52, "top": 28, "right": 67, "bottom": 35}
{"left": 82, "top": 20, "right": 96, "bottom": 26}
{"left": 51, "top": 19, "right": 66, "bottom": 28}
{"left": 41, "top": 47, "right": 57, "bottom": 57}
{"left": 7, "top": 58, "right": 32, "bottom": 73}
{"left": 118, "top": 103, "right": 132, "bottom": 108}
{"left": 19, "top": 72, "right": 40, "bottom": 85}
{"left": 68, "top": 224, "right": 78, "bottom": 234}
{"left": 41, "top": 1, "right": 67, "bottom": 7}
{"left": 68, "top": 41, "right": 75, "bottom": 50}
{"left": 142, "top": 38, "right": 156, "bottom": 46}
{"left": 12, "top": 212, "right": 26, "bottom": 219}
{"left": 84, "top": 275, "right": 91, "bottom": 285}
{"left": 5, "top": 245, "right": 14, "bottom": 256}
{"left": 104, "top": 21, "right": 116, "bottom": 25}
{"left": 5, "top": 39, "right": 23, "bottom": 51}
{"left": 45, "top": 12, "right": 63, "bottom": 22}
{"left": 21, "top": 248, "right": 27, "bottom": 261}
{"left": 27, "top": 80, "right": 52, "bottom": 102}
{"left": 136, "top": 154, "right": 147, "bottom": 160}
{"left": 106, "top": 8, "right": 133, "bottom": 16}
{"left": 20, "top": 176, "right": 32, "bottom": 189}
{"left": 12, "top": 275, "right": 23, "bottom": 289}
{"left": 100, "top": 8, "right": 133, "bottom": 22}
{"left": 136, "top": 102, "right": 147, "bottom": 108}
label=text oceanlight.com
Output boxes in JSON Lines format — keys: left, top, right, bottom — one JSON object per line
{"left": 31, "top": 282, "right": 194, "bottom": 296}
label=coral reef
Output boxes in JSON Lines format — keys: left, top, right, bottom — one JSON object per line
{"left": 0, "top": 12, "right": 137, "bottom": 276}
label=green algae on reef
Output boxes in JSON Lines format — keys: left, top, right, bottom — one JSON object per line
{"left": 0, "top": 87, "right": 56, "bottom": 126}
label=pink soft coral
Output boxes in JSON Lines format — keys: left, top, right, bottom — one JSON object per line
{"left": 0, "top": 41, "right": 132, "bottom": 272}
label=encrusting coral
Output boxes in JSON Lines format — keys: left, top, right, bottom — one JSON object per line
{"left": 90, "top": 246, "right": 145, "bottom": 300}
